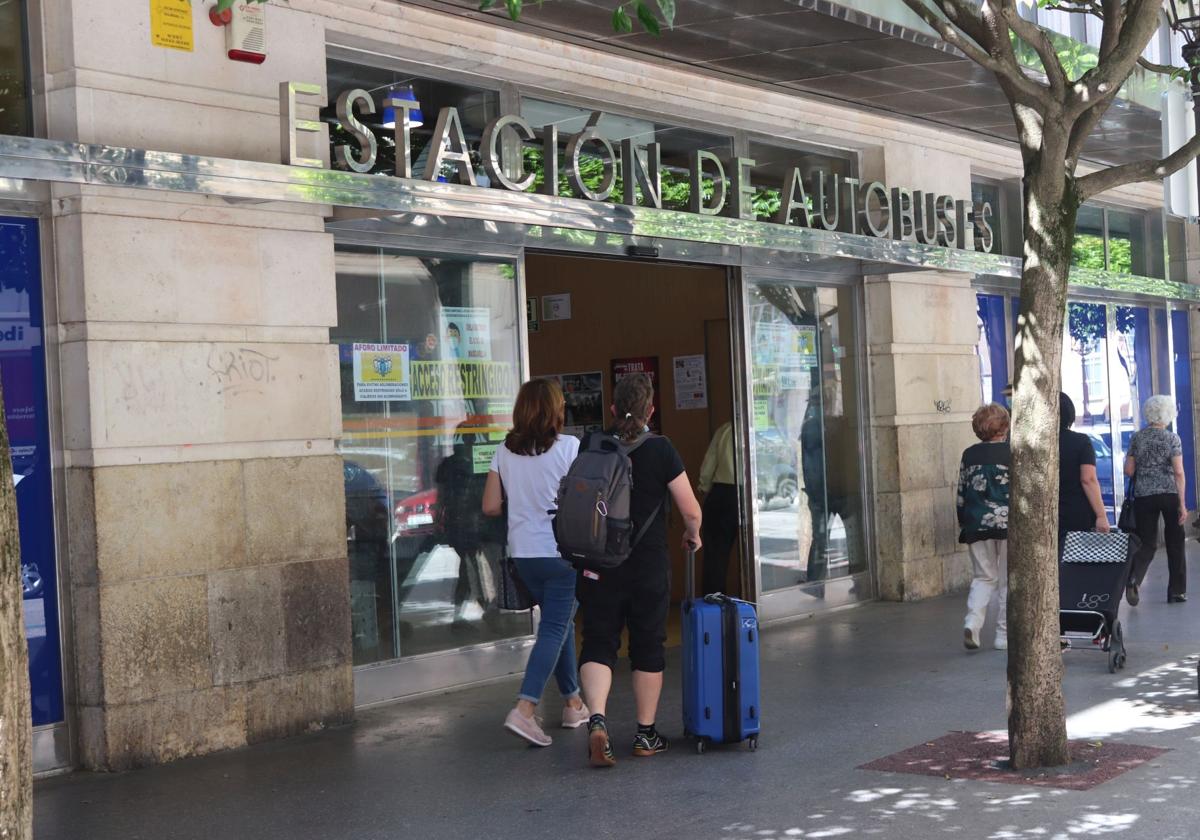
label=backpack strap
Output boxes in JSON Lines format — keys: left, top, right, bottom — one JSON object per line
{"left": 631, "top": 499, "right": 665, "bottom": 550}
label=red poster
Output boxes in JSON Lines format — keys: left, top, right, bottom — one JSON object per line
{"left": 610, "top": 356, "right": 662, "bottom": 433}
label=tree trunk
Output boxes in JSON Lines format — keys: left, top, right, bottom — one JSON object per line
{"left": 0, "top": 374, "right": 31, "bottom": 840}
{"left": 1006, "top": 169, "right": 1077, "bottom": 770}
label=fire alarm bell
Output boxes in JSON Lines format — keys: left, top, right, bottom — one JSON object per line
{"left": 227, "top": 2, "right": 266, "bottom": 64}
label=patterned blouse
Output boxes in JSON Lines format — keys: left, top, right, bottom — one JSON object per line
{"left": 1129, "top": 426, "right": 1183, "bottom": 498}
{"left": 957, "top": 441, "right": 1011, "bottom": 544}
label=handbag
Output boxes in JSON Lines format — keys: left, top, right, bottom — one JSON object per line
{"left": 1118, "top": 477, "right": 1136, "bottom": 533}
{"left": 498, "top": 557, "right": 534, "bottom": 612}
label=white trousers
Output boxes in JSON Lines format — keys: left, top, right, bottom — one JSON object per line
{"left": 964, "top": 539, "right": 1007, "bottom": 636}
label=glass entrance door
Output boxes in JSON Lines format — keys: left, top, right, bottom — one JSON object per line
{"left": 742, "top": 274, "right": 868, "bottom": 619}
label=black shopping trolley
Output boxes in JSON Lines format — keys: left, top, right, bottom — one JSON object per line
{"left": 1059, "top": 530, "right": 1135, "bottom": 673}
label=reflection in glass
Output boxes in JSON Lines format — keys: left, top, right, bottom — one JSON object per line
{"left": 1115, "top": 306, "right": 1152, "bottom": 454}
{"left": 333, "top": 247, "right": 530, "bottom": 664}
{"left": 1106, "top": 210, "right": 1145, "bottom": 275}
{"left": 748, "top": 282, "right": 864, "bottom": 593}
{"left": 748, "top": 140, "right": 856, "bottom": 225}
{"left": 0, "top": 0, "right": 29, "bottom": 137}
{"left": 1073, "top": 205, "right": 1106, "bottom": 270}
{"left": 1171, "top": 310, "right": 1196, "bottom": 509}
{"left": 976, "top": 294, "right": 1009, "bottom": 405}
{"left": 1063, "top": 302, "right": 1115, "bottom": 520}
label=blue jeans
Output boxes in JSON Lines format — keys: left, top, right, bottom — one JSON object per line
{"left": 514, "top": 556, "right": 581, "bottom": 704}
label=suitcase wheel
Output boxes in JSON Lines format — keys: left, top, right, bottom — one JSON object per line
{"left": 748, "top": 735, "right": 759, "bottom": 752}
{"left": 695, "top": 738, "right": 707, "bottom": 755}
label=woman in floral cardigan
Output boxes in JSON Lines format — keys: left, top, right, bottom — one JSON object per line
{"left": 957, "top": 403, "right": 1010, "bottom": 651}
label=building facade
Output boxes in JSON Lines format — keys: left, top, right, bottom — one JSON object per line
{"left": 2, "top": 0, "right": 1197, "bottom": 772}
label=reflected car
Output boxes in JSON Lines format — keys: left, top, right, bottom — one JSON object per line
{"left": 755, "top": 428, "right": 799, "bottom": 506}
{"left": 21, "top": 563, "right": 42, "bottom": 600}
{"left": 394, "top": 487, "right": 438, "bottom": 538}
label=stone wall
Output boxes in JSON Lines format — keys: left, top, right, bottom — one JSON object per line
{"left": 41, "top": 1, "right": 351, "bottom": 769}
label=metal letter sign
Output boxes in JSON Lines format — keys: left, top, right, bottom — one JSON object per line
{"left": 294, "top": 85, "right": 998, "bottom": 253}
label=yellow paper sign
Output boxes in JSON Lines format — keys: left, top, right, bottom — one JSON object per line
{"left": 150, "top": 0, "right": 194, "bottom": 52}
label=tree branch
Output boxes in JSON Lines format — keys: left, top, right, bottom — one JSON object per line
{"left": 1076, "top": 131, "right": 1200, "bottom": 200}
{"left": 1075, "top": 0, "right": 1164, "bottom": 111}
{"left": 998, "top": 0, "right": 1067, "bottom": 95}
{"left": 899, "top": 0, "right": 1049, "bottom": 103}
{"left": 1138, "top": 56, "right": 1184, "bottom": 76}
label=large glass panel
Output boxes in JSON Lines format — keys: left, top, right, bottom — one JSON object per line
{"left": 0, "top": 0, "right": 29, "bottom": 136}
{"left": 1171, "top": 309, "right": 1196, "bottom": 510}
{"left": 333, "top": 247, "right": 529, "bottom": 664}
{"left": 1073, "top": 205, "right": 1107, "bottom": 270}
{"left": 1106, "top": 209, "right": 1146, "bottom": 276}
{"left": 747, "top": 281, "right": 865, "bottom": 592}
{"left": 519, "top": 98, "right": 733, "bottom": 211}
{"left": 324, "top": 60, "right": 502, "bottom": 180}
{"left": 1115, "top": 306, "right": 1153, "bottom": 455}
{"left": 1154, "top": 308, "right": 1172, "bottom": 396}
{"left": 976, "top": 294, "right": 1009, "bottom": 405}
{"left": 1, "top": 216, "right": 63, "bottom": 725}
{"left": 1064, "top": 302, "right": 1115, "bottom": 519}
{"left": 747, "top": 140, "right": 856, "bottom": 225}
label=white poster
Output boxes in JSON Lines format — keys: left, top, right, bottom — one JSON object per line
{"left": 673, "top": 354, "right": 708, "bottom": 410}
{"left": 542, "top": 293, "right": 572, "bottom": 321}
{"left": 353, "top": 343, "right": 411, "bottom": 402}
{"left": 441, "top": 306, "right": 492, "bottom": 361}
{"left": 546, "top": 371, "right": 604, "bottom": 438}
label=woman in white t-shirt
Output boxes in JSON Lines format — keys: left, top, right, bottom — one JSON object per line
{"left": 483, "top": 378, "right": 588, "bottom": 747}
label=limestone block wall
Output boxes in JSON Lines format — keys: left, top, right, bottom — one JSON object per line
{"left": 864, "top": 144, "right": 980, "bottom": 601}
{"left": 39, "top": 1, "right": 350, "bottom": 769}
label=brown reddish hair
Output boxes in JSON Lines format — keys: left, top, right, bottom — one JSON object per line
{"left": 505, "top": 378, "right": 565, "bottom": 456}
{"left": 972, "top": 403, "right": 1010, "bottom": 441}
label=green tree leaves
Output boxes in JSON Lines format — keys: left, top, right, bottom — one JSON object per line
{"left": 483, "top": 0, "right": 674, "bottom": 33}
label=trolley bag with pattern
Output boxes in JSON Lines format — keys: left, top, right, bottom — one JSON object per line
{"left": 681, "top": 548, "right": 761, "bottom": 753}
{"left": 553, "top": 431, "right": 661, "bottom": 569}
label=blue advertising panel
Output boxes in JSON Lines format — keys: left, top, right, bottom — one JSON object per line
{"left": 976, "top": 294, "right": 1009, "bottom": 405}
{"left": 1172, "top": 309, "right": 1196, "bottom": 511}
{"left": 0, "top": 216, "right": 63, "bottom": 726}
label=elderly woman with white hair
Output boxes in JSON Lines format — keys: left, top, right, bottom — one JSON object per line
{"left": 1125, "top": 395, "right": 1188, "bottom": 605}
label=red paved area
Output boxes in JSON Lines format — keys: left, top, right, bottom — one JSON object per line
{"left": 859, "top": 730, "right": 1168, "bottom": 791}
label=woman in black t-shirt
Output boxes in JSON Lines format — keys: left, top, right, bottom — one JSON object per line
{"left": 577, "top": 373, "right": 702, "bottom": 768}
{"left": 1059, "top": 392, "right": 1111, "bottom": 535}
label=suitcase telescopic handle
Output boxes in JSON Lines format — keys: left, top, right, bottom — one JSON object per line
{"left": 685, "top": 543, "right": 698, "bottom": 601}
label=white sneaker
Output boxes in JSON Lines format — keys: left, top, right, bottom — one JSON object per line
{"left": 964, "top": 626, "right": 980, "bottom": 650}
{"left": 504, "top": 707, "right": 552, "bottom": 747}
{"left": 994, "top": 633, "right": 1008, "bottom": 651}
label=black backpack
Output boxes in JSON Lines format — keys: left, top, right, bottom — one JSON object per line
{"left": 553, "top": 432, "right": 663, "bottom": 569}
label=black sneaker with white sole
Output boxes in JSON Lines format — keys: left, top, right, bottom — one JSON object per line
{"left": 633, "top": 729, "right": 670, "bottom": 757}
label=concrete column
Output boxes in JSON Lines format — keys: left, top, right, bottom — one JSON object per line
{"left": 864, "top": 145, "right": 979, "bottom": 601}
{"left": 41, "top": 2, "right": 351, "bottom": 769}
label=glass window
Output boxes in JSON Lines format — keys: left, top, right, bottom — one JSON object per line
{"left": 748, "top": 281, "right": 865, "bottom": 594}
{"left": 1167, "top": 217, "right": 1188, "bottom": 283}
{"left": 333, "top": 247, "right": 529, "bottom": 664}
{"left": 1064, "top": 302, "right": 1116, "bottom": 520}
{"left": 1105, "top": 209, "right": 1145, "bottom": 275}
{"left": 1115, "top": 306, "right": 1153, "bottom": 454}
{"left": 518, "top": 98, "right": 733, "bottom": 211}
{"left": 1073, "top": 205, "right": 1107, "bottom": 270}
{"left": 747, "top": 140, "right": 856, "bottom": 226}
{"left": 1171, "top": 309, "right": 1196, "bottom": 510}
{"left": 0, "top": 0, "right": 29, "bottom": 136}
{"left": 971, "top": 181, "right": 1002, "bottom": 255}
{"left": 976, "top": 294, "right": 1009, "bottom": 406}
{"left": 324, "top": 60, "right": 502, "bottom": 180}
{"left": 1, "top": 216, "right": 63, "bottom": 725}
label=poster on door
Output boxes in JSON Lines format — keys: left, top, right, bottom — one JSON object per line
{"left": 672, "top": 354, "right": 708, "bottom": 410}
{"left": 610, "top": 356, "right": 661, "bottom": 433}
{"left": 352, "top": 343, "right": 411, "bottom": 402}
{"left": 546, "top": 371, "right": 605, "bottom": 439}
{"left": 441, "top": 306, "right": 492, "bottom": 361}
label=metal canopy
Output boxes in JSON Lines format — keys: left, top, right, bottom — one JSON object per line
{"left": 416, "top": 0, "right": 1162, "bottom": 167}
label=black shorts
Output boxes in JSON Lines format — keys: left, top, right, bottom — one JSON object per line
{"left": 577, "top": 550, "right": 670, "bottom": 673}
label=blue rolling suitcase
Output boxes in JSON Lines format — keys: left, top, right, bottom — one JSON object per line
{"left": 681, "top": 548, "right": 761, "bottom": 753}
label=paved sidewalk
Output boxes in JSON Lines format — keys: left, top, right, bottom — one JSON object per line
{"left": 35, "top": 553, "right": 1200, "bottom": 840}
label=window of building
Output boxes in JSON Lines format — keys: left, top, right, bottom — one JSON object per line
{"left": 333, "top": 246, "right": 530, "bottom": 664}
{"left": 324, "top": 59, "right": 502, "bottom": 180}
{"left": 518, "top": 97, "right": 733, "bottom": 211}
{"left": 1072, "top": 204, "right": 1164, "bottom": 278}
{"left": 747, "top": 139, "right": 856, "bottom": 226}
{"left": 0, "top": 0, "right": 30, "bottom": 137}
